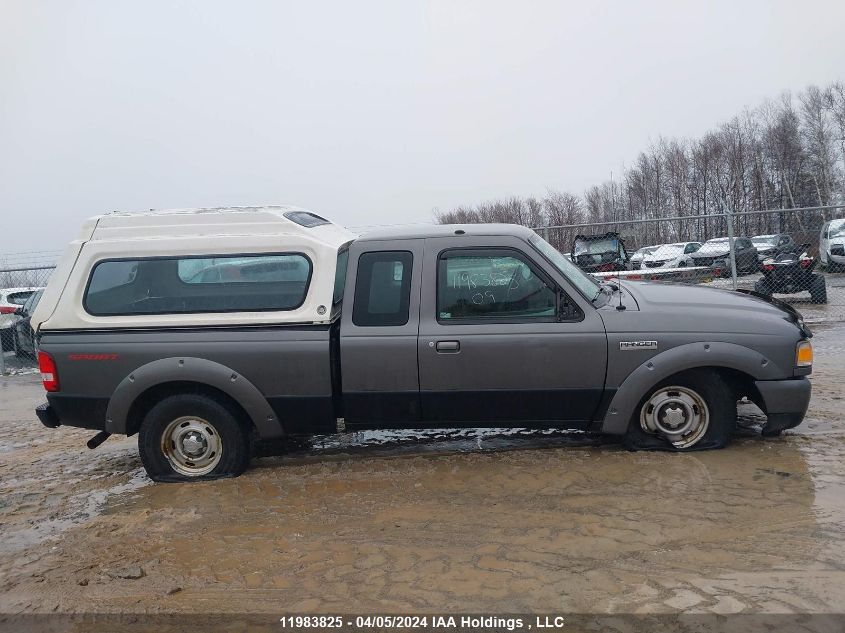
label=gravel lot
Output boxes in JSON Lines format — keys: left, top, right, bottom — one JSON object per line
{"left": 1, "top": 323, "right": 844, "bottom": 621}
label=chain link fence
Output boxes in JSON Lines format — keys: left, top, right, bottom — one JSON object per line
{"left": 537, "top": 204, "right": 845, "bottom": 324}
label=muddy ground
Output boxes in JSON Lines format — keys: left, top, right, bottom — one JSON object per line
{"left": 1, "top": 324, "right": 845, "bottom": 623}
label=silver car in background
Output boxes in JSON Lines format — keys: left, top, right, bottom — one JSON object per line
{"left": 642, "top": 242, "right": 702, "bottom": 269}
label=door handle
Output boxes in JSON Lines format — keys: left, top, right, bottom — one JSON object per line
{"left": 435, "top": 340, "right": 460, "bottom": 353}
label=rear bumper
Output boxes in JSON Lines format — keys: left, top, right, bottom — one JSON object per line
{"left": 755, "top": 378, "right": 811, "bottom": 435}
{"left": 36, "top": 402, "right": 61, "bottom": 429}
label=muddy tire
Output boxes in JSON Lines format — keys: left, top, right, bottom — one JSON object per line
{"left": 625, "top": 369, "right": 735, "bottom": 451}
{"left": 809, "top": 274, "right": 827, "bottom": 304}
{"left": 138, "top": 393, "right": 251, "bottom": 482}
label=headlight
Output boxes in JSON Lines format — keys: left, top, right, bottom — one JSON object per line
{"left": 796, "top": 340, "right": 813, "bottom": 367}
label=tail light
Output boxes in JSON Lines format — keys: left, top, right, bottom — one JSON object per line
{"left": 762, "top": 264, "right": 775, "bottom": 272}
{"left": 799, "top": 258, "right": 812, "bottom": 269}
{"left": 38, "top": 351, "right": 60, "bottom": 392}
{"left": 0, "top": 306, "right": 16, "bottom": 314}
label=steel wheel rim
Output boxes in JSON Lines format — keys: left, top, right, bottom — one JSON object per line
{"left": 640, "top": 385, "right": 710, "bottom": 449}
{"left": 161, "top": 416, "right": 222, "bottom": 476}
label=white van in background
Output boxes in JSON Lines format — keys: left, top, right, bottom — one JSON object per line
{"left": 820, "top": 219, "right": 845, "bottom": 271}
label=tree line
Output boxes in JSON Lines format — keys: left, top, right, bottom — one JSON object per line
{"left": 435, "top": 82, "right": 845, "bottom": 252}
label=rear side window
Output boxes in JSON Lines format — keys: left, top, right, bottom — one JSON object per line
{"left": 352, "top": 251, "right": 413, "bottom": 327}
{"left": 85, "top": 253, "right": 311, "bottom": 316}
{"left": 7, "top": 291, "right": 35, "bottom": 305}
{"left": 23, "top": 290, "right": 43, "bottom": 314}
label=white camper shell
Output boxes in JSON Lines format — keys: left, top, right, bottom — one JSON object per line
{"left": 32, "top": 206, "right": 356, "bottom": 332}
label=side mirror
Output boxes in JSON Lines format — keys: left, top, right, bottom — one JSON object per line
{"left": 14, "top": 307, "right": 24, "bottom": 316}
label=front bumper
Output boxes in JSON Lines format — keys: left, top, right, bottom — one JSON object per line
{"left": 755, "top": 378, "right": 811, "bottom": 435}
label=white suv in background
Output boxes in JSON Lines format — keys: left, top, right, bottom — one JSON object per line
{"left": 820, "top": 219, "right": 845, "bottom": 271}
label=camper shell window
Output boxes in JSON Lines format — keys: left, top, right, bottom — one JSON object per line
{"left": 84, "top": 253, "right": 312, "bottom": 316}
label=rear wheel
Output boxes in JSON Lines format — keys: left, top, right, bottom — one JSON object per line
{"left": 809, "top": 274, "right": 827, "bottom": 304}
{"left": 138, "top": 393, "right": 252, "bottom": 482}
{"left": 625, "top": 370, "right": 735, "bottom": 451}
{"left": 754, "top": 278, "right": 773, "bottom": 297}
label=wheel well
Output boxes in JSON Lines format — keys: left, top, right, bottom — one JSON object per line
{"left": 125, "top": 381, "right": 254, "bottom": 437}
{"left": 650, "top": 366, "right": 763, "bottom": 411}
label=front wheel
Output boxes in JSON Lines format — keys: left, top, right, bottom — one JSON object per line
{"left": 809, "top": 274, "right": 827, "bottom": 304}
{"left": 625, "top": 370, "right": 735, "bottom": 451}
{"left": 138, "top": 393, "right": 252, "bottom": 482}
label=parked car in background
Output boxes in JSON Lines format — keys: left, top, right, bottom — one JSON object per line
{"left": 820, "top": 219, "right": 845, "bottom": 272}
{"left": 0, "top": 286, "right": 41, "bottom": 351}
{"left": 755, "top": 244, "right": 826, "bottom": 304}
{"left": 642, "top": 242, "right": 702, "bottom": 269}
{"left": 751, "top": 234, "right": 796, "bottom": 262}
{"left": 13, "top": 289, "right": 44, "bottom": 357}
{"left": 570, "top": 232, "right": 630, "bottom": 273}
{"left": 630, "top": 246, "right": 659, "bottom": 270}
{"left": 690, "top": 237, "right": 758, "bottom": 275}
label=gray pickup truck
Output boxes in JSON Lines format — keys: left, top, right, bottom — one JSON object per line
{"left": 31, "top": 208, "right": 813, "bottom": 482}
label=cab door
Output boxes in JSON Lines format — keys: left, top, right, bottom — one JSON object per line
{"left": 339, "top": 239, "right": 424, "bottom": 427}
{"left": 417, "top": 235, "right": 608, "bottom": 427}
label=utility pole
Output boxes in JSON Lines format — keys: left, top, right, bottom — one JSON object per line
{"left": 723, "top": 200, "right": 738, "bottom": 291}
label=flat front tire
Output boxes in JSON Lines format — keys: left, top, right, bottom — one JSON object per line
{"left": 138, "top": 393, "right": 251, "bottom": 482}
{"left": 625, "top": 370, "right": 735, "bottom": 451}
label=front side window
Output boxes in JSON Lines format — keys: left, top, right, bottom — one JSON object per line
{"left": 438, "top": 250, "right": 556, "bottom": 321}
{"left": 85, "top": 253, "right": 311, "bottom": 316}
{"left": 352, "top": 251, "right": 413, "bottom": 327}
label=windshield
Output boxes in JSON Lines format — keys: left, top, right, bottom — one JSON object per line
{"left": 632, "top": 246, "right": 657, "bottom": 258}
{"left": 699, "top": 238, "right": 731, "bottom": 252}
{"left": 830, "top": 223, "right": 845, "bottom": 238}
{"left": 752, "top": 236, "right": 778, "bottom": 247}
{"left": 573, "top": 237, "right": 618, "bottom": 256}
{"left": 651, "top": 244, "right": 684, "bottom": 258}
{"left": 529, "top": 234, "right": 601, "bottom": 301}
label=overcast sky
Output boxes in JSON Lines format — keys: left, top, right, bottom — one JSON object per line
{"left": 2, "top": 0, "right": 845, "bottom": 253}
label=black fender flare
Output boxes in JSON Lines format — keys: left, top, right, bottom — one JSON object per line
{"left": 104, "top": 356, "right": 283, "bottom": 439}
{"left": 600, "top": 341, "right": 786, "bottom": 435}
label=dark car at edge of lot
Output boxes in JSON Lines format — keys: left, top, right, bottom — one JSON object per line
{"left": 752, "top": 234, "right": 796, "bottom": 262}
{"left": 12, "top": 289, "right": 44, "bottom": 358}
{"left": 690, "top": 237, "right": 759, "bottom": 275}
